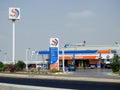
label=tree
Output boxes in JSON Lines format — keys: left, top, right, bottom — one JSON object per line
{"left": 112, "top": 54, "right": 120, "bottom": 62}
{"left": 111, "top": 54, "right": 120, "bottom": 72}
{"left": 15, "top": 61, "right": 26, "bottom": 71}
{"left": 0, "top": 62, "right": 4, "bottom": 71}
{"left": 0, "top": 62, "right": 4, "bottom": 68}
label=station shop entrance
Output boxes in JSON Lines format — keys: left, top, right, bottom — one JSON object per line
{"left": 64, "top": 59, "right": 90, "bottom": 68}
{"left": 75, "top": 59, "right": 89, "bottom": 68}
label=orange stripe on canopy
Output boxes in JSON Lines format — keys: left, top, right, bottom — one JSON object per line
{"left": 75, "top": 56, "right": 96, "bottom": 59}
{"left": 59, "top": 55, "right": 71, "bottom": 59}
{"left": 97, "top": 49, "right": 111, "bottom": 53}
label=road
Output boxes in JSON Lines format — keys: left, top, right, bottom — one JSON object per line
{"left": 0, "top": 69, "right": 120, "bottom": 90}
{"left": 0, "top": 76, "right": 120, "bottom": 90}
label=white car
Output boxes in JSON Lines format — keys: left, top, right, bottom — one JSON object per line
{"left": 90, "top": 64, "right": 96, "bottom": 69}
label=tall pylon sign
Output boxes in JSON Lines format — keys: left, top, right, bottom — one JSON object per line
{"left": 49, "top": 38, "right": 59, "bottom": 70}
{"left": 9, "top": 7, "right": 20, "bottom": 64}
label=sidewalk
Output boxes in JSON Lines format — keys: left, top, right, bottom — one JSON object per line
{"left": 0, "top": 72, "right": 120, "bottom": 83}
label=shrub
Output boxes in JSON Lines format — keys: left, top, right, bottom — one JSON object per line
{"left": 1, "top": 64, "right": 9, "bottom": 72}
{"left": 0, "top": 62, "right": 8, "bottom": 72}
{"left": 111, "top": 62, "right": 120, "bottom": 72}
{"left": 51, "top": 68, "right": 58, "bottom": 73}
{"left": 8, "top": 64, "right": 16, "bottom": 72}
{"left": 28, "top": 68, "right": 35, "bottom": 74}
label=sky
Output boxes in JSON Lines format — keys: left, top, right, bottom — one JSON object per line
{"left": 0, "top": 0, "right": 120, "bottom": 61}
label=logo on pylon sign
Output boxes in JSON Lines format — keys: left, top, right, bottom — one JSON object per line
{"left": 50, "top": 38, "right": 59, "bottom": 47}
{"left": 9, "top": 8, "right": 20, "bottom": 20}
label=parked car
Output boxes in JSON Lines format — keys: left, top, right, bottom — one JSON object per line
{"left": 36, "top": 64, "right": 47, "bottom": 69}
{"left": 68, "top": 64, "right": 76, "bottom": 71}
{"left": 90, "top": 64, "right": 96, "bottom": 69}
{"left": 105, "top": 64, "right": 111, "bottom": 69}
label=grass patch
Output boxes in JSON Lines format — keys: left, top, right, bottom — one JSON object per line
{"left": 113, "top": 71, "right": 120, "bottom": 75}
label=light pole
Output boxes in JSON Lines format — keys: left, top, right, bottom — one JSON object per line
{"left": 26, "top": 48, "right": 30, "bottom": 71}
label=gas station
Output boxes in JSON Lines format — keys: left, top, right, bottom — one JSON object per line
{"left": 38, "top": 39, "right": 119, "bottom": 71}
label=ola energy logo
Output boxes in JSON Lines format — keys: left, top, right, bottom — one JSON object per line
{"left": 50, "top": 38, "right": 59, "bottom": 47}
{"left": 9, "top": 8, "right": 20, "bottom": 20}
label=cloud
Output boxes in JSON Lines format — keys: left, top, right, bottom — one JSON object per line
{"left": 67, "top": 10, "right": 94, "bottom": 19}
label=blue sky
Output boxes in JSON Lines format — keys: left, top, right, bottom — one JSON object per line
{"left": 0, "top": 0, "right": 120, "bottom": 60}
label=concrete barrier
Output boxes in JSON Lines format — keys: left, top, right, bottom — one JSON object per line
{"left": 0, "top": 83, "right": 72, "bottom": 90}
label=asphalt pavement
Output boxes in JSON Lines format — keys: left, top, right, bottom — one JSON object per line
{"left": 0, "top": 68, "right": 120, "bottom": 90}
{"left": 0, "top": 76, "right": 120, "bottom": 90}
{"left": 61, "top": 68, "right": 120, "bottom": 79}
{"left": 0, "top": 68, "right": 120, "bottom": 82}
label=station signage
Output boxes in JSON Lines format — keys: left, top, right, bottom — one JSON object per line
{"left": 49, "top": 47, "right": 58, "bottom": 64}
{"left": 49, "top": 38, "right": 59, "bottom": 70}
{"left": 9, "top": 7, "right": 20, "bottom": 20}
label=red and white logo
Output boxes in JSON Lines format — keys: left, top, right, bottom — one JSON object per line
{"left": 50, "top": 38, "right": 59, "bottom": 47}
{"left": 9, "top": 8, "right": 20, "bottom": 20}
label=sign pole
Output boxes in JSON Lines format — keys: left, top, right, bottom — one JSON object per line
{"left": 25, "top": 48, "right": 30, "bottom": 71}
{"left": 9, "top": 7, "right": 20, "bottom": 64}
{"left": 12, "top": 19, "right": 16, "bottom": 64}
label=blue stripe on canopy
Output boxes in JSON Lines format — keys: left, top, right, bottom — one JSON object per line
{"left": 38, "top": 51, "right": 49, "bottom": 54}
{"left": 39, "top": 50, "right": 97, "bottom": 54}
